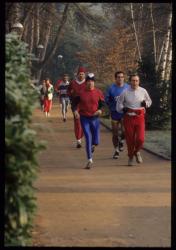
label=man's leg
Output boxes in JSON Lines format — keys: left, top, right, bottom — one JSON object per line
{"left": 134, "top": 114, "right": 145, "bottom": 163}
{"left": 118, "top": 120, "right": 125, "bottom": 151}
{"left": 123, "top": 115, "right": 136, "bottom": 160}
{"left": 74, "top": 116, "right": 84, "bottom": 147}
{"left": 80, "top": 116, "right": 93, "bottom": 169}
{"left": 111, "top": 120, "right": 120, "bottom": 159}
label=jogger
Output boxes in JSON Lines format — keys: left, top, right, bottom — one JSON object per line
{"left": 123, "top": 109, "right": 145, "bottom": 158}
{"left": 68, "top": 67, "right": 87, "bottom": 148}
{"left": 105, "top": 71, "right": 129, "bottom": 159}
{"left": 116, "top": 74, "right": 152, "bottom": 166}
{"left": 72, "top": 73, "right": 105, "bottom": 169}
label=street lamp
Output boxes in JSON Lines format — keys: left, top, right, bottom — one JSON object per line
{"left": 58, "top": 54, "right": 63, "bottom": 59}
{"left": 36, "top": 44, "right": 44, "bottom": 59}
{"left": 11, "top": 22, "right": 24, "bottom": 38}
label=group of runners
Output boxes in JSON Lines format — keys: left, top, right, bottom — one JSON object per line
{"left": 38, "top": 67, "right": 152, "bottom": 169}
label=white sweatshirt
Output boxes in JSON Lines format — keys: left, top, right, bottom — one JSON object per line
{"left": 116, "top": 86, "right": 152, "bottom": 112}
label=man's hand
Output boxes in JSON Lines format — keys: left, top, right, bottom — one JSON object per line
{"left": 93, "top": 110, "right": 102, "bottom": 116}
{"left": 122, "top": 107, "right": 128, "bottom": 113}
{"left": 74, "top": 110, "right": 80, "bottom": 119}
{"left": 141, "top": 100, "right": 147, "bottom": 108}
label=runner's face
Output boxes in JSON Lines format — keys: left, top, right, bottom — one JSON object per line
{"left": 86, "top": 80, "right": 94, "bottom": 90}
{"left": 131, "top": 76, "right": 140, "bottom": 89}
{"left": 63, "top": 76, "right": 68, "bottom": 82}
{"left": 115, "top": 74, "right": 124, "bottom": 85}
{"left": 78, "top": 72, "right": 85, "bottom": 81}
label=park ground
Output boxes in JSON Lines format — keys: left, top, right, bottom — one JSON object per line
{"left": 31, "top": 99, "right": 171, "bottom": 247}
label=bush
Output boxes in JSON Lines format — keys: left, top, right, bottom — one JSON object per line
{"left": 5, "top": 32, "right": 45, "bottom": 246}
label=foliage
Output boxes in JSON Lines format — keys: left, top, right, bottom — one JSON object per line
{"left": 137, "top": 56, "right": 171, "bottom": 129}
{"left": 5, "top": 32, "right": 45, "bottom": 246}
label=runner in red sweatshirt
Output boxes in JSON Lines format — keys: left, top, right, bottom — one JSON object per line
{"left": 68, "top": 67, "right": 87, "bottom": 148}
{"left": 72, "top": 73, "right": 105, "bottom": 169}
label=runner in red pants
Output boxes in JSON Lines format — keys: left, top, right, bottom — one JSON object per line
{"left": 68, "top": 67, "right": 87, "bottom": 148}
{"left": 116, "top": 74, "right": 152, "bottom": 166}
{"left": 123, "top": 109, "right": 145, "bottom": 159}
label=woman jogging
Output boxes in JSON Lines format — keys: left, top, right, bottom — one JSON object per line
{"left": 43, "top": 78, "right": 54, "bottom": 117}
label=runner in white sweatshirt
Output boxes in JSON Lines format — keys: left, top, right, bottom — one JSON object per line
{"left": 116, "top": 74, "right": 152, "bottom": 166}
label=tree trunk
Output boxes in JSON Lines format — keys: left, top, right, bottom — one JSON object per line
{"left": 160, "top": 11, "right": 172, "bottom": 81}
{"left": 29, "top": 16, "right": 34, "bottom": 54}
{"left": 130, "top": 3, "right": 142, "bottom": 63}
{"left": 21, "top": 3, "right": 36, "bottom": 41}
{"left": 37, "top": 3, "right": 70, "bottom": 70}
{"left": 33, "top": 4, "right": 40, "bottom": 49}
{"left": 164, "top": 35, "right": 172, "bottom": 81}
{"left": 150, "top": 3, "right": 157, "bottom": 73}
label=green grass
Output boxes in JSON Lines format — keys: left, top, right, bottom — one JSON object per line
{"left": 100, "top": 118, "right": 171, "bottom": 159}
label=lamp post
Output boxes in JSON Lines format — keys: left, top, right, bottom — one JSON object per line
{"left": 36, "top": 44, "right": 44, "bottom": 60}
{"left": 58, "top": 54, "right": 63, "bottom": 59}
{"left": 11, "top": 22, "right": 24, "bottom": 39}
{"left": 30, "top": 44, "right": 44, "bottom": 85}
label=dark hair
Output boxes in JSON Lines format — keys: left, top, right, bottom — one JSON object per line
{"left": 114, "top": 71, "right": 124, "bottom": 78}
{"left": 129, "top": 74, "right": 139, "bottom": 81}
{"left": 63, "top": 74, "right": 69, "bottom": 77}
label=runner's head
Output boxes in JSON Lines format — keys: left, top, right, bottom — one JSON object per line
{"left": 45, "top": 78, "right": 51, "bottom": 87}
{"left": 129, "top": 74, "right": 140, "bottom": 90}
{"left": 114, "top": 71, "right": 125, "bottom": 86}
{"left": 77, "top": 67, "right": 86, "bottom": 81}
{"left": 86, "top": 73, "right": 95, "bottom": 90}
{"left": 62, "top": 74, "right": 69, "bottom": 82}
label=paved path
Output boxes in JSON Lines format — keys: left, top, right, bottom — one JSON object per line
{"left": 31, "top": 99, "right": 171, "bottom": 247}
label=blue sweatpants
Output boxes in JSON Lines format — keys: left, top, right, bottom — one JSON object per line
{"left": 80, "top": 115, "right": 100, "bottom": 160}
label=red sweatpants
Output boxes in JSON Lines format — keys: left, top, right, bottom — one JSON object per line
{"left": 123, "top": 112, "right": 145, "bottom": 158}
{"left": 73, "top": 116, "right": 84, "bottom": 140}
{"left": 44, "top": 98, "right": 52, "bottom": 112}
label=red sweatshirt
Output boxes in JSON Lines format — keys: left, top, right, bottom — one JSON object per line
{"left": 76, "top": 88, "right": 105, "bottom": 117}
{"left": 68, "top": 79, "right": 86, "bottom": 98}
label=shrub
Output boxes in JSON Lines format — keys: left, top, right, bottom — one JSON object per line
{"left": 5, "top": 32, "right": 45, "bottom": 246}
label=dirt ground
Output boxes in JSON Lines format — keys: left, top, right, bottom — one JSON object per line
{"left": 31, "top": 99, "right": 171, "bottom": 247}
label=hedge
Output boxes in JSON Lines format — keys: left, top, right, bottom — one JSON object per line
{"left": 5, "top": 32, "right": 45, "bottom": 246}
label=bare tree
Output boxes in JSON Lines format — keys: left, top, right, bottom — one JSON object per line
{"left": 130, "top": 3, "right": 142, "bottom": 63}
{"left": 160, "top": 11, "right": 172, "bottom": 81}
{"left": 150, "top": 3, "right": 157, "bottom": 73}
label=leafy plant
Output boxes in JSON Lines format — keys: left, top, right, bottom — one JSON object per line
{"left": 5, "top": 32, "right": 45, "bottom": 246}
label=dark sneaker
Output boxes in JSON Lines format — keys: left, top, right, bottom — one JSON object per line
{"left": 135, "top": 152, "right": 143, "bottom": 163}
{"left": 119, "top": 141, "right": 124, "bottom": 152}
{"left": 76, "top": 142, "right": 82, "bottom": 148}
{"left": 91, "top": 145, "right": 95, "bottom": 153}
{"left": 63, "top": 118, "right": 66, "bottom": 122}
{"left": 84, "top": 161, "right": 93, "bottom": 169}
{"left": 128, "top": 157, "right": 134, "bottom": 166}
{"left": 113, "top": 150, "right": 119, "bottom": 159}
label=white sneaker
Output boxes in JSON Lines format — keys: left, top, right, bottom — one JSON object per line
{"left": 135, "top": 152, "right": 143, "bottom": 163}
{"left": 113, "top": 150, "right": 119, "bottom": 159}
{"left": 128, "top": 157, "right": 134, "bottom": 166}
{"left": 85, "top": 159, "right": 93, "bottom": 169}
{"left": 45, "top": 112, "right": 48, "bottom": 117}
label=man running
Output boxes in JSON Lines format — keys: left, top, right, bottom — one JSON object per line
{"left": 116, "top": 74, "right": 152, "bottom": 166}
{"left": 105, "top": 71, "right": 130, "bottom": 159}
{"left": 68, "top": 67, "right": 87, "bottom": 148}
{"left": 55, "top": 74, "right": 70, "bottom": 122}
{"left": 72, "top": 73, "right": 105, "bottom": 169}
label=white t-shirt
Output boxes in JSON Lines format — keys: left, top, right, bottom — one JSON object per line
{"left": 116, "top": 86, "right": 152, "bottom": 112}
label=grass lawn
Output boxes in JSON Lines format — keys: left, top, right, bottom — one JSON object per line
{"left": 100, "top": 118, "right": 171, "bottom": 160}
